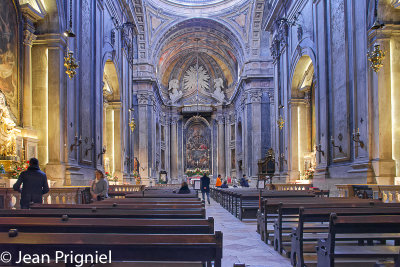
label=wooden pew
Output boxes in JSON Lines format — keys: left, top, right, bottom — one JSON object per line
{"left": 291, "top": 206, "right": 400, "bottom": 267}
{"left": 273, "top": 200, "right": 390, "bottom": 255}
{"left": 260, "top": 198, "right": 382, "bottom": 246}
{"left": 0, "top": 216, "right": 214, "bottom": 234}
{"left": 30, "top": 203, "right": 204, "bottom": 210}
{"left": 0, "top": 231, "right": 223, "bottom": 267}
{"left": 0, "top": 208, "right": 206, "bottom": 219}
{"left": 316, "top": 214, "right": 400, "bottom": 267}
{"left": 126, "top": 191, "right": 198, "bottom": 198}
{"left": 101, "top": 198, "right": 203, "bottom": 204}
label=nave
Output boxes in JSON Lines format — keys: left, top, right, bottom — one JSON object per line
{"left": 206, "top": 198, "right": 291, "bottom": 267}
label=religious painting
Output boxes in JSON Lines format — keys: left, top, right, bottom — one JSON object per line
{"left": 0, "top": 0, "right": 19, "bottom": 122}
{"left": 184, "top": 121, "right": 211, "bottom": 173}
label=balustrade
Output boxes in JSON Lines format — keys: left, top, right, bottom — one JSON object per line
{"left": 0, "top": 187, "right": 88, "bottom": 209}
{"left": 336, "top": 184, "right": 400, "bottom": 203}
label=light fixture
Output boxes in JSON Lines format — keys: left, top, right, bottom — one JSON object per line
{"left": 63, "top": 0, "right": 75, "bottom": 38}
{"left": 63, "top": 0, "right": 78, "bottom": 78}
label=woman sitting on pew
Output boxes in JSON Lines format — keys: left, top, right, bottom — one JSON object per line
{"left": 177, "top": 182, "right": 191, "bottom": 194}
{"left": 220, "top": 180, "right": 228, "bottom": 188}
{"left": 90, "top": 169, "right": 109, "bottom": 201}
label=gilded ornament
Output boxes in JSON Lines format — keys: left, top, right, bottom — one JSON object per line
{"left": 277, "top": 116, "right": 285, "bottom": 130}
{"left": 64, "top": 48, "right": 79, "bottom": 79}
{"left": 367, "top": 44, "right": 385, "bottom": 72}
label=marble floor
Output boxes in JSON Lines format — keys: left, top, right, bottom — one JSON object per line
{"left": 205, "top": 199, "right": 292, "bottom": 267}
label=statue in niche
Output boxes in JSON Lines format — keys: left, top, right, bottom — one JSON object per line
{"left": 0, "top": 91, "right": 16, "bottom": 157}
{"left": 168, "top": 79, "right": 183, "bottom": 104}
{"left": 212, "top": 78, "right": 225, "bottom": 103}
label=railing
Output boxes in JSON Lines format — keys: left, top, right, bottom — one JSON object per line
{"left": 146, "top": 184, "right": 181, "bottom": 189}
{"left": 108, "top": 184, "right": 145, "bottom": 193}
{"left": 0, "top": 187, "right": 88, "bottom": 209}
{"left": 336, "top": 184, "right": 400, "bottom": 203}
{"left": 268, "top": 183, "right": 313, "bottom": 191}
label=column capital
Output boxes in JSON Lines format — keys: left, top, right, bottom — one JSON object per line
{"left": 23, "top": 29, "right": 37, "bottom": 47}
{"left": 137, "top": 92, "right": 149, "bottom": 105}
{"left": 247, "top": 90, "right": 263, "bottom": 104}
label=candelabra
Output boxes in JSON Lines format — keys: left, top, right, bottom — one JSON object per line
{"left": 70, "top": 135, "right": 82, "bottom": 152}
{"left": 352, "top": 128, "right": 365, "bottom": 148}
{"left": 85, "top": 139, "right": 95, "bottom": 156}
{"left": 315, "top": 144, "right": 324, "bottom": 156}
{"left": 330, "top": 136, "right": 343, "bottom": 153}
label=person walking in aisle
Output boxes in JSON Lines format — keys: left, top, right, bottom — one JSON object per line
{"left": 200, "top": 172, "right": 210, "bottom": 204}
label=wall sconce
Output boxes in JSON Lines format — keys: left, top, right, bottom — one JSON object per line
{"left": 367, "top": 44, "right": 385, "bottom": 72}
{"left": 315, "top": 144, "right": 324, "bottom": 156}
{"left": 330, "top": 136, "right": 342, "bottom": 153}
{"left": 85, "top": 139, "right": 95, "bottom": 156}
{"left": 277, "top": 116, "right": 285, "bottom": 130}
{"left": 97, "top": 146, "right": 106, "bottom": 160}
{"left": 70, "top": 135, "right": 82, "bottom": 152}
{"left": 352, "top": 128, "right": 365, "bottom": 148}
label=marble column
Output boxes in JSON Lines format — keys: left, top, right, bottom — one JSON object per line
{"left": 22, "top": 30, "right": 36, "bottom": 128}
{"left": 371, "top": 38, "right": 396, "bottom": 184}
{"left": 217, "top": 115, "right": 225, "bottom": 178}
{"left": 170, "top": 116, "right": 178, "bottom": 183}
{"left": 391, "top": 34, "right": 400, "bottom": 181}
{"left": 137, "top": 92, "right": 149, "bottom": 185}
{"left": 113, "top": 103, "right": 122, "bottom": 180}
{"left": 288, "top": 100, "right": 300, "bottom": 182}
{"left": 249, "top": 90, "right": 263, "bottom": 181}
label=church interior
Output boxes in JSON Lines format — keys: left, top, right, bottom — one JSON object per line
{"left": 0, "top": 0, "right": 400, "bottom": 266}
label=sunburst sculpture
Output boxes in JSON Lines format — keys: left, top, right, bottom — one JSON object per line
{"left": 183, "top": 65, "right": 210, "bottom": 93}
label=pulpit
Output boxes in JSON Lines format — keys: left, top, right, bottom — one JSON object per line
{"left": 257, "top": 148, "right": 275, "bottom": 189}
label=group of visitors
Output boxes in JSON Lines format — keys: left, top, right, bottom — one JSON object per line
{"left": 13, "top": 158, "right": 109, "bottom": 209}
{"left": 215, "top": 174, "right": 250, "bottom": 188}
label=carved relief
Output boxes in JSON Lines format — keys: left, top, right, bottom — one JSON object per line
{"left": 168, "top": 79, "right": 183, "bottom": 103}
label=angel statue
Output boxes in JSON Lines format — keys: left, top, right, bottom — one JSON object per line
{"left": 212, "top": 77, "right": 225, "bottom": 103}
{"left": 168, "top": 79, "right": 183, "bottom": 104}
{"left": 0, "top": 91, "right": 16, "bottom": 157}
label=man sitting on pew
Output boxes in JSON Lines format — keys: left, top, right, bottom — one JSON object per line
{"left": 13, "top": 158, "right": 49, "bottom": 209}
{"left": 90, "top": 169, "right": 109, "bottom": 201}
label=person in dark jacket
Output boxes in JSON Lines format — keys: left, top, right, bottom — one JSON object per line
{"left": 200, "top": 173, "right": 210, "bottom": 204}
{"left": 220, "top": 180, "right": 228, "bottom": 188}
{"left": 177, "top": 182, "right": 191, "bottom": 194}
{"left": 240, "top": 174, "right": 249, "bottom": 187}
{"left": 13, "top": 158, "right": 49, "bottom": 209}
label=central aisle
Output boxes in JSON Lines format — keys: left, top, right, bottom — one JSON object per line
{"left": 206, "top": 198, "right": 292, "bottom": 267}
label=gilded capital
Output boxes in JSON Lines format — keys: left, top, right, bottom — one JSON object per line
{"left": 23, "top": 30, "right": 36, "bottom": 47}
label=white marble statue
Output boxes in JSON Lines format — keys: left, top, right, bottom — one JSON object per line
{"left": 168, "top": 79, "right": 183, "bottom": 103}
{"left": 212, "top": 78, "right": 225, "bottom": 103}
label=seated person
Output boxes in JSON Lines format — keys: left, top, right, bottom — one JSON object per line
{"left": 220, "top": 180, "right": 228, "bottom": 188}
{"left": 215, "top": 174, "right": 222, "bottom": 187}
{"left": 90, "top": 169, "right": 109, "bottom": 201}
{"left": 177, "top": 182, "right": 191, "bottom": 194}
{"left": 240, "top": 174, "right": 249, "bottom": 187}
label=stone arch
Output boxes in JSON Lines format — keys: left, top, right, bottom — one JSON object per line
{"left": 102, "top": 60, "right": 123, "bottom": 182}
{"left": 288, "top": 54, "right": 316, "bottom": 182}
